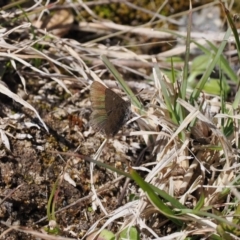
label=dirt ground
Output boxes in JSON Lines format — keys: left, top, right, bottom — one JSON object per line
{"left": 0, "top": 70, "right": 147, "bottom": 238}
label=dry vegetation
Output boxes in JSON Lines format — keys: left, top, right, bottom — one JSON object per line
{"left": 0, "top": 0, "right": 240, "bottom": 240}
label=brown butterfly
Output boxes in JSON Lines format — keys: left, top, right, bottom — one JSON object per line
{"left": 90, "top": 81, "right": 131, "bottom": 138}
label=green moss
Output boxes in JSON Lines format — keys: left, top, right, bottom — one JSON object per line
{"left": 81, "top": 0, "right": 213, "bottom": 25}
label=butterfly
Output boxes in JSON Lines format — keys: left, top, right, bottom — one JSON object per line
{"left": 90, "top": 81, "right": 131, "bottom": 137}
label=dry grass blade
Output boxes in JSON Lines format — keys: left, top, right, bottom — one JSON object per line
{"left": 0, "top": 82, "right": 48, "bottom": 131}
{"left": 0, "top": 221, "right": 75, "bottom": 240}
{"left": 177, "top": 98, "right": 232, "bottom": 156}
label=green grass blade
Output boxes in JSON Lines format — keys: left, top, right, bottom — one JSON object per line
{"left": 101, "top": 55, "right": 143, "bottom": 110}
{"left": 190, "top": 27, "right": 232, "bottom": 101}
{"left": 130, "top": 168, "right": 183, "bottom": 226}
{"left": 181, "top": 4, "right": 192, "bottom": 101}
{"left": 221, "top": 1, "right": 240, "bottom": 62}
{"left": 154, "top": 65, "right": 179, "bottom": 124}
{"left": 149, "top": 184, "right": 186, "bottom": 209}
{"left": 206, "top": 41, "right": 238, "bottom": 83}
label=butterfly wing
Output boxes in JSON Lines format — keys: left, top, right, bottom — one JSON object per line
{"left": 89, "top": 81, "right": 108, "bottom": 132}
{"left": 90, "top": 81, "right": 130, "bottom": 137}
{"left": 105, "top": 88, "right": 130, "bottom": 137}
